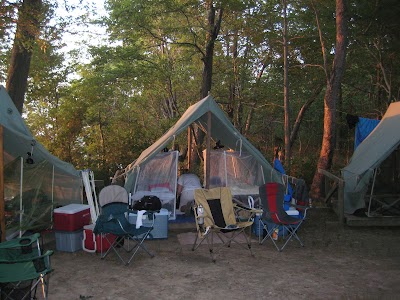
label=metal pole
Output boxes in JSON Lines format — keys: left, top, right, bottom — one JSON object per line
{"left": 205, "top": 111, "right": 211, "bottom": 189}
{"left": 19, "top": 156, "right": 23, "bottom": 237}
{"left": 187, "top": 127, "right": 191, "bottom": 170}
{"left": 0, "top": 125, "right": 5, "bottom": 241}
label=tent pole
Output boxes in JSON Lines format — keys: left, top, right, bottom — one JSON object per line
{"left": 205, "top": 111, "right": 211, "bottom": 189}
{"left": 51, "top": 165, "right": 54, "bottom": 224}
{"left": 187, "top": 127, "right": 191, "bottom": 170}
{"left": 224, "top": 151, "right": 227, "bottom": 186}
{"left": 0, "top": 125, "right": 5, "bottom": 241}
{"left": 19, "top": 156, "right": 23, "bottom": 238}
{"left": 367, "top": 168, "right": 378, "bottom": 217}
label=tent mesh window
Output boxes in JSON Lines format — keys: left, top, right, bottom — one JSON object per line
{"left": 204, "top": 150, "right": 264, "bottom": 206}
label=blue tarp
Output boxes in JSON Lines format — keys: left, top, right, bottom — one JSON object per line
{"left": 273, "top": 158, "right": 292, "bottom": 208}
{"left": 355, "top": 117, "right": 380, "bottom": 149}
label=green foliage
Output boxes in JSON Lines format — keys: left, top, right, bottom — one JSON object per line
{"left": 2, "top": 0, "right": 398, "bottom": 184}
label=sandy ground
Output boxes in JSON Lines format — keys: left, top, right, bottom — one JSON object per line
{"left": 40, "top": 208, "right": 400, "bottom": 300}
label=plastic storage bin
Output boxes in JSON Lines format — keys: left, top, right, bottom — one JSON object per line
{"left": 53, "top": 204, "right": 91, "bottom": 232}
{"left": 128, "top": 208, "right": 169, "bottom": 239}
{"left": 55, "top": 230, "right": 83, "bottom": 252}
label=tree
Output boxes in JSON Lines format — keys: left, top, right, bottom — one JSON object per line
{"left": 20, "top": 0, "right": 400, "bottom": 187}
{"left": 189, "top": 0, "right": 223, "bottom": 171}
{"left": 6, "top": 0, "right": 44, "bottom": 113}
{"left": 282, "top": 0, "right": 291, "bottom": 171}
{"left": 310, "top": 0, "right": 348, "bottom": 201}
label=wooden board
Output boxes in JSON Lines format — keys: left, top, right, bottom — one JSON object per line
{"left": 345, "top": 214, "right": 400, "bottom": 227}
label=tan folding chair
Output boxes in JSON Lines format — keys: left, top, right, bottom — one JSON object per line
{"left": 192, "top": 187, "right": 260, "bottom": 262}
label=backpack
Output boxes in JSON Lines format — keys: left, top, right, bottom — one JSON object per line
{"left": 132, "top": 195, "right": 162, "bottom": 211}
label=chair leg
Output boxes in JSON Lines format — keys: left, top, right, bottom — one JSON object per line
{"left": 1, "top": 279, "right": 43, "bottom": 300}
{"left": 126, "top": 233, "right": 155, "bottom": 265}
{"left": 259, "top": 219, "right": 305, "bottom": 252}
{"left": 220, "top": 230, "right": 254, "bottom": 256}
{"left": 205, "top": 231, "right": 216, "bottom": 263}
{"left": 36, "top": 274, "right": 50, "bottom": 300}
{"left": 192, "top": 227, "right": 211, "bottom": 251}
{"left": 259, "top": 220, "right": 283, "bottom": 252}
{"left": 100, "top": 233, "right": 155, "bottom": 266}
{"left": 279, "top": 223, "right": 304, "bottom": 251}
{"left": 192, "top": 232, "right": 201, "bottom": 251}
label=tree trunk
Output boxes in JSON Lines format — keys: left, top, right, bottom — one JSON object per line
{"left": 189, "top": 1, "right": 223, "bottom": 168}
{"left": 6, "top": 0, "right": 43, "bottom": 114}
{"left": 289, "top": 83, "right": 324, "bottom": 148}
{"left": 200, "top": 2, "right": 222, "bottom": 98}
{"left": 282, "top": 0, "right": 291, "bottom": 172}
{"left": 310, "top": 0, "right": 348, "bottom": 202}
{"left": 229, "top": 29, "right": 242, "bottom": 131}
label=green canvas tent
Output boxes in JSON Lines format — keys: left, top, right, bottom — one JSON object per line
{"left": 124, "top": 95, "right": 282, "bottom": 197}
{"left": 341, "top": 101, "right": 400, "bottom": 214}
{"left": 0, "top": 86, "right": 82, "bottom": 239}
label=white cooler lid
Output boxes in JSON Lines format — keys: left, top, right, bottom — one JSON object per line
{"left": 83, "top": 224, "right": 95, "bottom": 230}
{"left": 54, "top": 203, "right": 90, "bottom": 214}
{"left": 128, "top": 208, "right": 169, "bottom": 217}
{"left": 286, "top": 207, "right": 300, "bottom": 216}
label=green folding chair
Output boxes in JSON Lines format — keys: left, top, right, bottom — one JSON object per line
{"left": 0, "top": 233, "right": 53, "bottom": 300}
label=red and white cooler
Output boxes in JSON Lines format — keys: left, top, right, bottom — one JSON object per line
{"left": 82, "top": 224, "right": 116, "bottom": 253}
{"left": 53, "top": 204, "right": 91, "bottom": 232}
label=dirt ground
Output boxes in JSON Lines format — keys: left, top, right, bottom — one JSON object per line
{"left": 43, "top": 207, "right": 400, "bottom": 300}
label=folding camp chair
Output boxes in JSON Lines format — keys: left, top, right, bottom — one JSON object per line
{"left": 93, "top": 185, "right": 155, "bottom": 266}
{"left": 258, "top": 182, "right": 309, "bottom": 251}
{"left": 0, "top": 233, "right": 53, "bottom": 300}
{"left": 192, "top": 187, "right": 259, "bottom": 262}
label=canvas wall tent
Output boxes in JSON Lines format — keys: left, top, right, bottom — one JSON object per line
{"left": 341, "top": 102, "right": 400, "bottom": 215}
{"left": 0, "top": 86, "right": 82, "bottom": 240}
{"left": 124, "top": 95, "right": 283, "bottom": 204}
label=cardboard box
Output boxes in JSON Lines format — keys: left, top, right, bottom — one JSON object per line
{"left": 55, "top": 230, "right": 83, "bottom": 252}
{"left": 53, "top": 204, "right": 91, "bottom": 231}
{"left": 82, "top": 224, "right": 116, "bottom": 253}
{"left": 128, "top": 208, "right": 169, "bottom": 239}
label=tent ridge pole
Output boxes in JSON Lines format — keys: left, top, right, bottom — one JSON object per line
{"left": 0, "top": 125, "right": 4, "bottom": 241}
{"left": 205, "top": 111, "right": 211, "bottom": 189}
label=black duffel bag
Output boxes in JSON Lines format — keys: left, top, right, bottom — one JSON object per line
{"left": 132, "top": 195, "right": 162, "bottom": 211}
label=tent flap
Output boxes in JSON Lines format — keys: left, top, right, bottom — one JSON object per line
{"left": 342, "top": 102, "right": 400, "bottom": 214}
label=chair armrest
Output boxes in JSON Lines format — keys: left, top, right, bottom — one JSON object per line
{"left": 0, "top": 233, "right": 41, "bottom": 250}
{"left": 290, "top": 204, "right": 310, "bottom": 218}
{"left": 233, "top": 203, "right": 262, "bottom": 214}
{"left": 291, "top": 204, "right": 310, "bottom": 210}
{"left": 233, "top": 203, "right": 262, "bottom": 223}
{"left": 0, "top": 250, "right": 53, "bottom": 264}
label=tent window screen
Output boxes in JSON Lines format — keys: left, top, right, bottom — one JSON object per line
{"left": 204, "top": 150, "right": 264, "bottom": 195}
{"left": 4, "top": 158, "right": 55, "bottom": 239}
{"left": 132, "top": 151, "right": 178, "bottom": 218}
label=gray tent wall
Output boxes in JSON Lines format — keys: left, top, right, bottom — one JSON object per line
{"left": 0, "top": 86, "right": 82, "bottom": 232}
{"left": 341, "top": 102, "right": 400, "bottom": 214}
{"left": 124, "top": 95, "right": 282, "bottom": 193}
